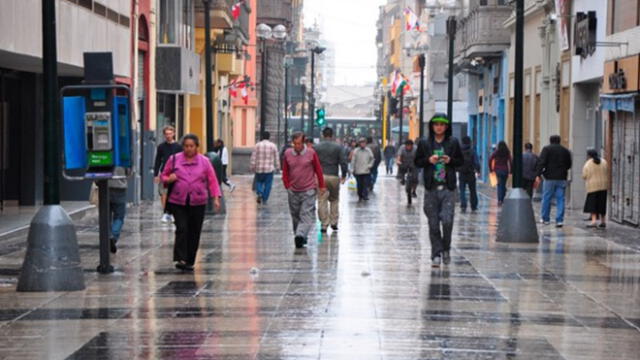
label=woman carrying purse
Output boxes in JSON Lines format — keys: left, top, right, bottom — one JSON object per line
{"left": 162, "top": 134, "right": 221, "bottom": 271}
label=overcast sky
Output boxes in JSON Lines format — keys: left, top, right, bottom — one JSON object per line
{"left": 304, "top": 0, "right": 387, "bottom": 86}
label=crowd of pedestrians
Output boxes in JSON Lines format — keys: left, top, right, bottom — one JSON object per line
{"left": 101, "top": 113, "right": 612, "bottom": 272}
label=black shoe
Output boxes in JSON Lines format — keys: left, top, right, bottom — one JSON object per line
{"left": 294, "top": 235, "right": 305, "bottom": 248}
{"left": 320, "top": 228, "right": 327, "bottom": 233}
{"left": 363, "top": 197, "right": 370, "bottom": 201}
{"left": 407, "top": 194, "right": 412, "bottom": 205}
{"left": 412, "top": 191, "right": 417, "bottom": 198}
{"left": 461, "top": 208, "right": 467, "bottom": 213}
{"left": 331, "top": 225, "right": 338, "bottom": 231}
{"left": 110, "top": 238, "right": 117, "bottom": 254}
{"left": 400, "top": 180, "right": 405, "bottom": 186}
{"left": 432, "top": 256, "right": 441, "bottom": 268}
{"left": 256, "top": 196, "right": 262, "bottom": 204}
{"left": 598, "top": 223, "right": 607, "bottom": 229}
{"left": 443, "top": 251, "right": 451, "bottom": 265}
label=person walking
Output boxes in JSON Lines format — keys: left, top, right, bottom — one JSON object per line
{"left": 282, "top": 132, "right": 326, "bottom": 248}
{"left": 351, "top": 137, "right": 375, "bottom": 201}
{"left": 250, "top": 131, "right": 280, "bottom": 204}
{"left": 161, "top": 134, "right": 221, "bottom": 271}
{"left": 396, "top": 139, "right": 418, "bottom": 204}
{"left": 108, "top": 167, "right": 127, "bottom": 254}
{"left": 457, "top": 136, "right": 480, "bottom": 213}
{"left": 153, "top": 125, "right": 182, "bottom": 223}
{"left": 489, "top": 141, "right": 512, "bottom": 206}
{"left": 536, "top": 135, "right": 572, "bottom": 227}
{"left": 522, "top": 142, "right": 539, "bottom": 199}
{"left": 383, "top": 141, "right": 397, "bottom": 175}
{"left": 415, "top": 113, "right": 463, "bottom": 267}
{"left": 367, "top": 137, "right": 382, "bottom": 191}
{"left": 314, "top": 128, "right": 348, "bottom": 233}
{"left": 214, "top": 139, "right": 236, "bottom": 192}
{"left": 582, "top": 149, "right": 608, "bottom": 229}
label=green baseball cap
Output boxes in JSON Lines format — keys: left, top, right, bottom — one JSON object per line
{"left": 431, "top": 116, "right": 450, "bottom": 124}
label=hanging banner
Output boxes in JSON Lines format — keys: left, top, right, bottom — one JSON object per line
{"left": 555, "top": 0, "right": 571, "bottom": 51}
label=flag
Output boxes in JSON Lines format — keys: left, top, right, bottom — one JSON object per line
{"left": 390, "top": 71, "right": 401, "bottom": 95}
{"left": 241, "top": 86, "right": 248, "bottom": 104}
{"left": 232, "top": 1, "right": 243, "bottom": 20}
{"left": 395, "top": 75, "right": 411, "bottom": 97}
{"left": 403, "top": 7, "right": 422, "bottom": 32}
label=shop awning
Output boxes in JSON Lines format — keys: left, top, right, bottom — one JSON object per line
{"left": 600, "top": 93, "right": 638, "bottom": 113}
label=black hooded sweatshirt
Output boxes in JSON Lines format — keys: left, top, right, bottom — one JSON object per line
{"left": 414, "top": 119, "right": 464, "bottom": 190}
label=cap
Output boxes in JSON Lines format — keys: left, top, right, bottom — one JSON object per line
{"left": 431, "top": 115, "right": 450, "bottom": 124}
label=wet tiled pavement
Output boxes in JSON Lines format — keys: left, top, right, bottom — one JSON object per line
{"left": 0, "top": 174, "right": 638, "bottom": 359}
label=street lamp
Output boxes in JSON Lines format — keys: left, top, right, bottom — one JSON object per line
{"left": 446, "top": 16, "right": 456, "bottom": 122}
{"left": 308, "top": 46, "right": 326, "bottom": 140}
{"left": 257, "top": 23, "right": 287, "bottom": 138}
{"left": 203, "top": 0, "right": 214, "bottom": 151}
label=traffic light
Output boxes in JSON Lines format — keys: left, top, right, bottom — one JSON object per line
{"left": 315, "top": 108, "right": 326, "bottom": 127}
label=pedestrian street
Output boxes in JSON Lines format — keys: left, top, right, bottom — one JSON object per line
{"left": 0, "top": 175, "right": 638, "bottom": 359}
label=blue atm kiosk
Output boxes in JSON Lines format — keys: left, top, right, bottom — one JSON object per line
{"left": 61, "top": 84, "right": 132, "bottom": 274}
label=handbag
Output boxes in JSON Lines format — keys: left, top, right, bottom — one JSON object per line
{"left": 489, "top": 172, "right": 498, "bottom": 188}
{"left": 164, "top": 154, "right": 177, "bottom": 212}
{"left": 89, "top": 183, "right": 99, "bottom": 205}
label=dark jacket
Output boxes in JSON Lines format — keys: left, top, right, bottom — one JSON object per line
{"left": 457, "top": 143, "right": 480, "bottom": 175}
{"left": 522, "top": 151, "right": 539, "bottom": 180}
{"left": 367, "top": 143, "right": 382, "bottom": 168}
{"left": 153, "top": 141, "right": 183, "bottom": 176}
{"left": 415, "top": 120, "right": 464, "bottom": 191}
{"left": 314, "top": 139, "right": 348, "bottom": 177}
{"left": 536, "top": 143, "right": 572, "bottom": 180}
{"left": 383, "top": 145, "right": 397, "bottom": 160}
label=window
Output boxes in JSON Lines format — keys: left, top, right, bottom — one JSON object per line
{"left": 159, "top": 0, "right": 177, "bottom": 44}
{"left": 158, "top": 0, "right": 195, "bottom": 48}
{"left": 609, "top": 0, "right": 640, "bottom": 34}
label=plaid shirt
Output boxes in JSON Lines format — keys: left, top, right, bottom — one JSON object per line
{"left": 250, "top": 140, "right": 280, "bottom": 173}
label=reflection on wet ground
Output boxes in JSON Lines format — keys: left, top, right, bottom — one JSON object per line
{"left": 0, "top": 175, "right": 638, "bottom": 359}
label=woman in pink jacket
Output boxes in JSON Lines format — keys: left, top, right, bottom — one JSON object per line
{"left": 162, "top": 134, "right": 221, "bottom": 271}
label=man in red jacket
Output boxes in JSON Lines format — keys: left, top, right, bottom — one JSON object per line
{"left": 282, "top": 132, "right": 326, "bottom": 248}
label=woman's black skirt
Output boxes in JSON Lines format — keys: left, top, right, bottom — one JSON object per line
{"left": 583, "top": 190, "right": 607, "bottom": 215}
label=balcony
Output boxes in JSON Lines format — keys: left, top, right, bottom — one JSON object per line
{"left": 156, "top": 46, "right": 200, "bottom": 94}
{"left": 454, "top": 5, "right": 512, "bottom": 63}
{"left": 195, "top": 0, "right": 234, "bottom": 30}
{"left": 257, "top": 0, "right": 293, "bottom": 27}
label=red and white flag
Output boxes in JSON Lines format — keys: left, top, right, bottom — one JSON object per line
{"left": 232, "top": 1, "right": 244, "bottom": 20}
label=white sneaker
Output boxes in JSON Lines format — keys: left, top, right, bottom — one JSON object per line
{"left": 229, "top": 183, "right": 236, "bottom": 193}
{"left": 170, "top": 214, "right": 175, "bottom": 223}
{"left": 161, "top": 213, "right": 171, "bottom": 223}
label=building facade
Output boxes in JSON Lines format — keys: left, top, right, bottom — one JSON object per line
{"left": 600, "top": 0, "right": 640, "bottom": 227}
{"left": 0, "top": 0, "right": 133, "bottom": 205}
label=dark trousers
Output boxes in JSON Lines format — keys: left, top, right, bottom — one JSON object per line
{"left": 458, "top": 174, "right": 478, "bottom": 210}
{"left": 172, "top": 202, "right": 206, "bottom": 266}
{"left": 522, "top": 178, "right": 535, "bottom": 199}
{"left": 355, "top": 174, "right": 369, "bottom": 199}
{"left": 369, "top": 167, "right": 379, "bottom": 190}
{"left": 423, "top": 188, "right": 455, "bottom": 258}
{"left": 496, "top": 170, "right": 509, "bottom": 203}
{"left": 221, "top": 165, "right": 230, "bottom": 186}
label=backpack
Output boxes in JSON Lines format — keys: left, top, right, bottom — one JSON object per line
{"left": 459, "top": 148, "right": 475, "bottom": 174}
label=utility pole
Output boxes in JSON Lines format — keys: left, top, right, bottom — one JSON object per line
{"left": 203, "top": 0, "right": 214, "bottom": 151}
{"left": 398, "top": 92, "right": 404, "bottom": 145}
{"left": 309, "top": 51, "right": 316, "bottom": 138}
{"left": 284, "top": 61, "right": 290, "bottom": 142}
{"left": 496, "top": 0, "right": 538, "bottom": 244}
{"left": 446, "top": 16, "right": 456, "bottom": 121}
{"left": 418, "top": 54, "right": 426, "bottom": 139}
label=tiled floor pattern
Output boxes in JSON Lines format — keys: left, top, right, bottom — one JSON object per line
{"left": 0, "top": 175, "right": 638, "bottom": 359}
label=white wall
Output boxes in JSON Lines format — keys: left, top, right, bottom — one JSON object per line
{"left": 0, "top": 0, "right": 131, "bottom": 77}
{"left": 571, "top": 0, "right": 607, "bottom": 83}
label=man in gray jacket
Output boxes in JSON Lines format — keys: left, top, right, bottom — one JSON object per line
{"left": 314, "top": 128, "right": 348, "bottom": 232}
{"left": 351, "top": 137, "right": 375, "bottom": 201}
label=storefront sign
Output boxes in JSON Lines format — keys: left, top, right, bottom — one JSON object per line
{"left": 603, "top": 55, "right": 640, "bottom": 94}
{"left": 609, "top": 69, "right": 627, "bottom": 90}
{"left": 575, "top": 11, "right": 596, "bottom": 59}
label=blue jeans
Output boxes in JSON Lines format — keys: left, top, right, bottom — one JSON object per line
{"left": 109, "top": 188, "right": 127, "bottom": 242}
{"left": 541, "top": 179, "right": 567, "bottom": 223}
{"left": 255, "top": 172, "right": 274, "bottom": 203}
{"left": 385, "top": 158, "right": 394, "bottom": 174}
{"left": 369, "top": 167, "right": 379, "bottom": 189}
{"left": 496, "top": 170, "right": 509, "bottom": 203}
